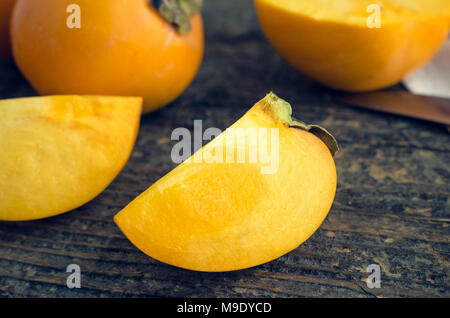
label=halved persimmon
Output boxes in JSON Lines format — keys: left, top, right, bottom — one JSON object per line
{"left": 255, "top": 0, "right": 450, "bottom": 91}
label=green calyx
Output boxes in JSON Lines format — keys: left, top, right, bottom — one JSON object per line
{"left": 158, "top": 0, "right": 203, "bottom": 35}
{"left": 261, "top": 92, "right": 339, "bottom": 157}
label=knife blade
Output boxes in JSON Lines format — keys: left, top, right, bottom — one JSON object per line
{"left": 334, "top": 91, "right": 450, "bottom": 126}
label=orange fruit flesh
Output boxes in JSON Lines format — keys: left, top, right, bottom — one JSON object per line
{"left": 259, "top": 0, "right": 450, "bottom": 25}
{"left": 0, "top": 96, "right": 142, "bottom": 221}
{"left": 115, "top": 94, "right": 337, "bottom": 272}
{"left": 255, "top": 0, "right": 450, "bottom": 91}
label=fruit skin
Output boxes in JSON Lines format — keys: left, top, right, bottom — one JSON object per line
{"left": 0, "top": 0, "right": 15, "bottom": 58}
{"left": 114, "top": 93, "right": 337, "bottom": 272}
{"left": 255, "top": 0, "right": 449, "bottom": 92}
{"left": 11, "top": 0, "right": 204, "bottom": 113}
{"left": 0, "top": 95, "right": 142, "bottom": 221}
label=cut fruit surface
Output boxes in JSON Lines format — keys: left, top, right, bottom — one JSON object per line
{"left": 255, "top": 0, "right": 449, "bottom": 92}
{"left": 258, "top": 0, "right": 450, "bottom": 26}
{"left": 0, "top": 96, "right": 142, "bottom": 221}
{"left": 115, "top": 93, "right": 337, "bottom": 272}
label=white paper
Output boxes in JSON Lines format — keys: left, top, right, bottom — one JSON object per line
{"left": 403, "top": 37, "right": 450, "bottom": 99}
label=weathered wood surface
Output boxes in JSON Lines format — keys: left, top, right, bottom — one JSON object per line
{"left": 0, "top": 0, "right": 448, "bottom": 298}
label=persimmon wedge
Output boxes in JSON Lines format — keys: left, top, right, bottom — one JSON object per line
{"left": 114, "top": 93, "right": 338, "bottom": 272}
{"left": 255, "top": 0, "right": 450, "bottom": 91}
{"left": 0, "top": 96, "right": 142, "bottom": 221}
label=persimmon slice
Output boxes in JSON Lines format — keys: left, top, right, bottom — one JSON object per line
{"left": 115, "top": 93, "right": 338, "bottom": 272}
{"left": 0, "top": 96, "right": 142, "bottom": 221}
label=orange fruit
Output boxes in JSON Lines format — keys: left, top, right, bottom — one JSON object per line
{"left": 11, "top": 0, "right": 204, "bottom": 113}
{"left": 115, "top": 93, "right": 338, "bottom": 272}
{"left": 0, "top": 96, "right": 142, "bottom": 221}
{"left": 255, "top": 0, "right": 450, "bottom": 91}
{"left": 0, "top": 0, "right": 15, "bottom": 58}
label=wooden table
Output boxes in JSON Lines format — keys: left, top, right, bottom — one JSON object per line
{"left": 0, "top": 0, "right": 448, "bottom": 298}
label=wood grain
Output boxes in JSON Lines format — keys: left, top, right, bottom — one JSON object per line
{"left": 0, "top": 0, "right": 448, "bottom": 297}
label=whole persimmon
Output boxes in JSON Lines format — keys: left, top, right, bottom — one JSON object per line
{"left": 0, "top": 0, "right": 15, "bottom": 58}
{"left": 11, "top": 0, "right": 204, "bottom": 113}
